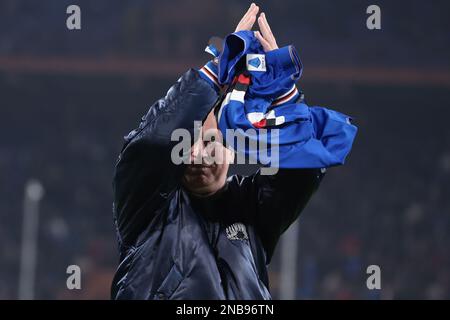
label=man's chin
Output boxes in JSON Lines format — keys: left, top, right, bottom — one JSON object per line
{"left": 183, "top": 173, "right": 212, "bottom": 190}
{"left": 183, "top": 174, "right": 220, "bottom": 195}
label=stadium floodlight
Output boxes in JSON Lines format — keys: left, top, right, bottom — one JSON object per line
{"left": 18, "top": 179, "right": 45, "bottom": 300}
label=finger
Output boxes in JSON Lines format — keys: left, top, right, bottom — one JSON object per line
{"left": 261, "top": 13, "right": 278, "bottom": 45}
{"left": 242, "top": 3, "right": 256, "bottom": 23}
{"left": 241, "top": 5, "right": 259, "bottom": 28}
{"left": 261, "top": 13, "right": 273, "bottom": 33}
{"left": 257, "top": 15, "right": 271, "bottom": 42}
{"left": 258, "top": 14, "right": 278, "bottom": 50}
{"left": 237, "top": 3, "right": 256, "bottom": 28}
{"left": 236, "top": 4, "right": 259, "bottom": 31}
{"left": 255, "top": 31, "right": 272, "bottom": 52}
{"left": 255, "top": 31, "right": 271, "bottom": 51}
{"left": 243, "top": 13, "right": 258, "bottom": 30}
{"left": 258, "top": 13, "right": 274, "bottom": 42}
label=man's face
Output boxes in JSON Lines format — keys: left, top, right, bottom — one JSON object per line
{"left": 182, "top": 110, "right": 233, "bottom": 196}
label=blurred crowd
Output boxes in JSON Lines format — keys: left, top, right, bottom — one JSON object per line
{"left": 0, "top": 0, "right": 449, "bottom": 299}
{"left": 0, "top": 0, "right": 449, "bottom": 68}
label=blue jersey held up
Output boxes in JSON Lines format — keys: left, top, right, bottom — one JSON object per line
{"left": 199, "top": 30, "right": 357, "bottom": 169}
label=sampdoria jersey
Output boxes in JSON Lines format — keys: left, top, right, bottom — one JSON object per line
{"left": 199, "top": 30, "right": 357, "bottom": 169}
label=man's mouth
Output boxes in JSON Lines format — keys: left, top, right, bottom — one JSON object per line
{"left": 186, "top": 164, "right": 213, "bottom": 173}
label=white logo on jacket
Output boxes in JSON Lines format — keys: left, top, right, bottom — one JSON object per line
{"left": 225, "top": 223, "right": 248, "bottom": 241}
{"left": 246, "top": 54, "right": 266, "bottom": 72}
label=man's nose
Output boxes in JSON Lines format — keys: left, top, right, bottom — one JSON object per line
{"left": 190, "top": 140, "right": 207, "bottom": 163}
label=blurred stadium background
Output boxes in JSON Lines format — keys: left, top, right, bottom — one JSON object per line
{"left": 0, "top": 0, "right": 449, "bottom": 299}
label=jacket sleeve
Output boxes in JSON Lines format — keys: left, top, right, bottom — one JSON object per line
{"left": 113, "top": 69, "right": 219, "bottom": 247}
{"left": 240, "top": 168, "right": 325, "bottom": 262}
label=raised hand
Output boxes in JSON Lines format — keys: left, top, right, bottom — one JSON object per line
{"left": 255, "top": 12, "right": 279, "bottom": 52}
{"left": 235, "top": 3, "right": 260, "bottom": 32}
